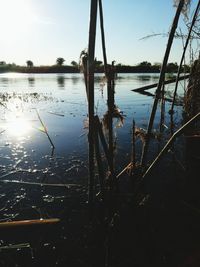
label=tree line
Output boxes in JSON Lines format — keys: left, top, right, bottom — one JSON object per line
{"left": 0, "top": 58, "right": 190, "bottom": 74}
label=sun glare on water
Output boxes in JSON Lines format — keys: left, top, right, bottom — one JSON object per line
{"left": 7, "top": 116, "right": 32, "bottom": 137}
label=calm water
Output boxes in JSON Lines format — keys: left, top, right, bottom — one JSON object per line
{"left": 0, "top": 72, "right": 184, "bottom": 219}
{"left": 0, "top": 72, "right": 186, "bottom": 265}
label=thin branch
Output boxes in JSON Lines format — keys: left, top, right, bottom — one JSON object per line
{"left": 142, "top": 112, "right": 200, "bottom": 180}
{"left": 36, "top": 110, "right": 55, "bottom": 149}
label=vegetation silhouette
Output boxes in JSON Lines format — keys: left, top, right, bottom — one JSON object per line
{"left": 0, "top": 60, "right": 190, "bottom": 74}
{"left": 57, "top": 75, "right": 65, "bottom": 88}
{"left": 56, "top": 57, "right": 65, "bottom": 66}
{"left": 26, "top": 60, "right": 33, "bottom": 68}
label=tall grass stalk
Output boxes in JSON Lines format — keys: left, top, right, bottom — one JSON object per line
{"left": 87, "top": 0, "right": 98, "bottom": 218}
{"left": 36, "top": 110, "right": 55, "bottom": 149}
{"left": 171, "top": 0, "right": 200, "bottom": 114}
{"left": 140, "top": 0, "right": 185, "bottom": 168}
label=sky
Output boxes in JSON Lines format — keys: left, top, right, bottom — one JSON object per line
{"left": 0, "top": 0, "right": 197, "bottom": 66}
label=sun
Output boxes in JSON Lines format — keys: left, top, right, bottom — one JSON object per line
{"left": 0, "top": 0, "right": 35, "bottom": 41}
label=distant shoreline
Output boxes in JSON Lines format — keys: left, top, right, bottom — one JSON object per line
{"left": 0, "top": 66, "right": 161, "bottom": 74}
{"left": 0, "top": 64, "right": 189, "bottom": 74}
{"left": 0, "top": 70, "right": 161, "bottom": 74}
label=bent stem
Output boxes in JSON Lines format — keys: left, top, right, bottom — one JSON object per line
{"left": 36, "top": 109, "right": 55, "bottom": 149}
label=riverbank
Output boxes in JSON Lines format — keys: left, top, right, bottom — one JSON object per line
{"left": 0, "top": 64, "right": 189, "bottom": 74}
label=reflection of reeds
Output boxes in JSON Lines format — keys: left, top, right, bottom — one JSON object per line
{"left": 0, "top": 179, "right": 80, "bottom": 188}
{"left": 79, "top": 49, "right": 88, "bottom": 96}
{"left": 36, "top": 110, "right": 55, "bottom": 149}
{"left": 103, "top": 106, "right": 124, "bottom": 129}
{"left": 94, "top": 117, "right": 105, "bottom": 199}
{"left": 86, "top": 0, "right": 98, "bottom": 219}
{"left": 142, "top": 112, "right": 200, "bottom": 180}
{"left": 135, "top": 127, "right": 162, "bottom": 143}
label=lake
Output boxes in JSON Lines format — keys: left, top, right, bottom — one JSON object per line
{"left": 0, "top": 72, "right": 184, "bottom": 199}
{"left": 0, "top": 72, "right": 184, "bottom": 265}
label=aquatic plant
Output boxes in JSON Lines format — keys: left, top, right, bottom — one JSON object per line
{"left": 141, "top": 0, "right": 185, "bottom": 167}
{"left": 36, "top": 109, "right": 55, "bottom": 149}
{"left": 102, "top": 106, "right": 124, "bottom": 130}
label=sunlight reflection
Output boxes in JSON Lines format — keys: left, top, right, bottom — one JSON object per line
{"left": 7, "top": 117, "right": 32, "bottom": 137}
{"left": 0, "top": 72, "right": 25, "bottom": 79}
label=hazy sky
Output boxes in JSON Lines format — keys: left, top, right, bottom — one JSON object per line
{"left": 0, "top": 0, "right": 195, "bottom": 66}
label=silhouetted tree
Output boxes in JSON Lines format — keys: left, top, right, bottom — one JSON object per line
{"left": 138, "top": 61, "right": 152, "bottom": 66}
{"left": 182, "top": 64, "right": 190, "bottom": 73}
{"left": 167, "top": 62, "right": 178, "bottom": 73}
{"left": 56, "top": 58, "right": 65, "bottom": 66}
{"left": 71, "top": 61, "right": 78, "bottom": 67}
{"left": 26, "top": 60, "right": 33, "bottom": 67}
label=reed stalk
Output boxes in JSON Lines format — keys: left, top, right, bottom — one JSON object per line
{"left": 99, "top": 0, "right": 108, "bottom": 76}
{"left": 81, "top": 53, "right": 88, "bottom": 100}
{"left": 133, "top": 90, "right": 183, "bottom": 105}
{"left": 132, "top": 74, "right": 189, "bottom": 92}
{"left": 107, "top": 74, "right": 114, "bottom": 171}
{"left": 170, "top": 0, "right": 200, "bottom": 114}
{"left": 160, "top": 84, "right": 165, "bottom": 133}
{"left": 131, "top": 119, "right": 136, "bottom": 170}
{"left": 140, "top": 0, "right": 185, "bottom": 168}
{"left": 94, "top": 118, "right": 105, "bottom": 199}
{"left": 87, "top": 0, "right": 98, "bottom": 218}
{"left": 116, "top": 163, "right": 132, "bottom": 179}
{"left": 107, "top": 64, "right": 116, "bottom": 188}
{"left": 0, "top": 218, "right": 60, "bottom": 228}
{"left": 96, "top": 115, "right": 113, "bottom": 174}
{"left": 142, "top": 112, "right": 200, "bottom": 180}
{"left": 99, "top": 0, "right": 117, "bottom": 189}
{"left": 0, "top": 179, "right": 80, "bottom": 187}
{"left": 36, "top": 110, "right": 55, "bottom": 149}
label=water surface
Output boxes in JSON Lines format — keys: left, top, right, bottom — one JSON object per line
{"left": 0, "top": 72, "right": 184, "bottom": 219}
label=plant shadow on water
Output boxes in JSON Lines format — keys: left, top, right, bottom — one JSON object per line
{"left": 0, "top": 73, "right": 186, "bottom": 266}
